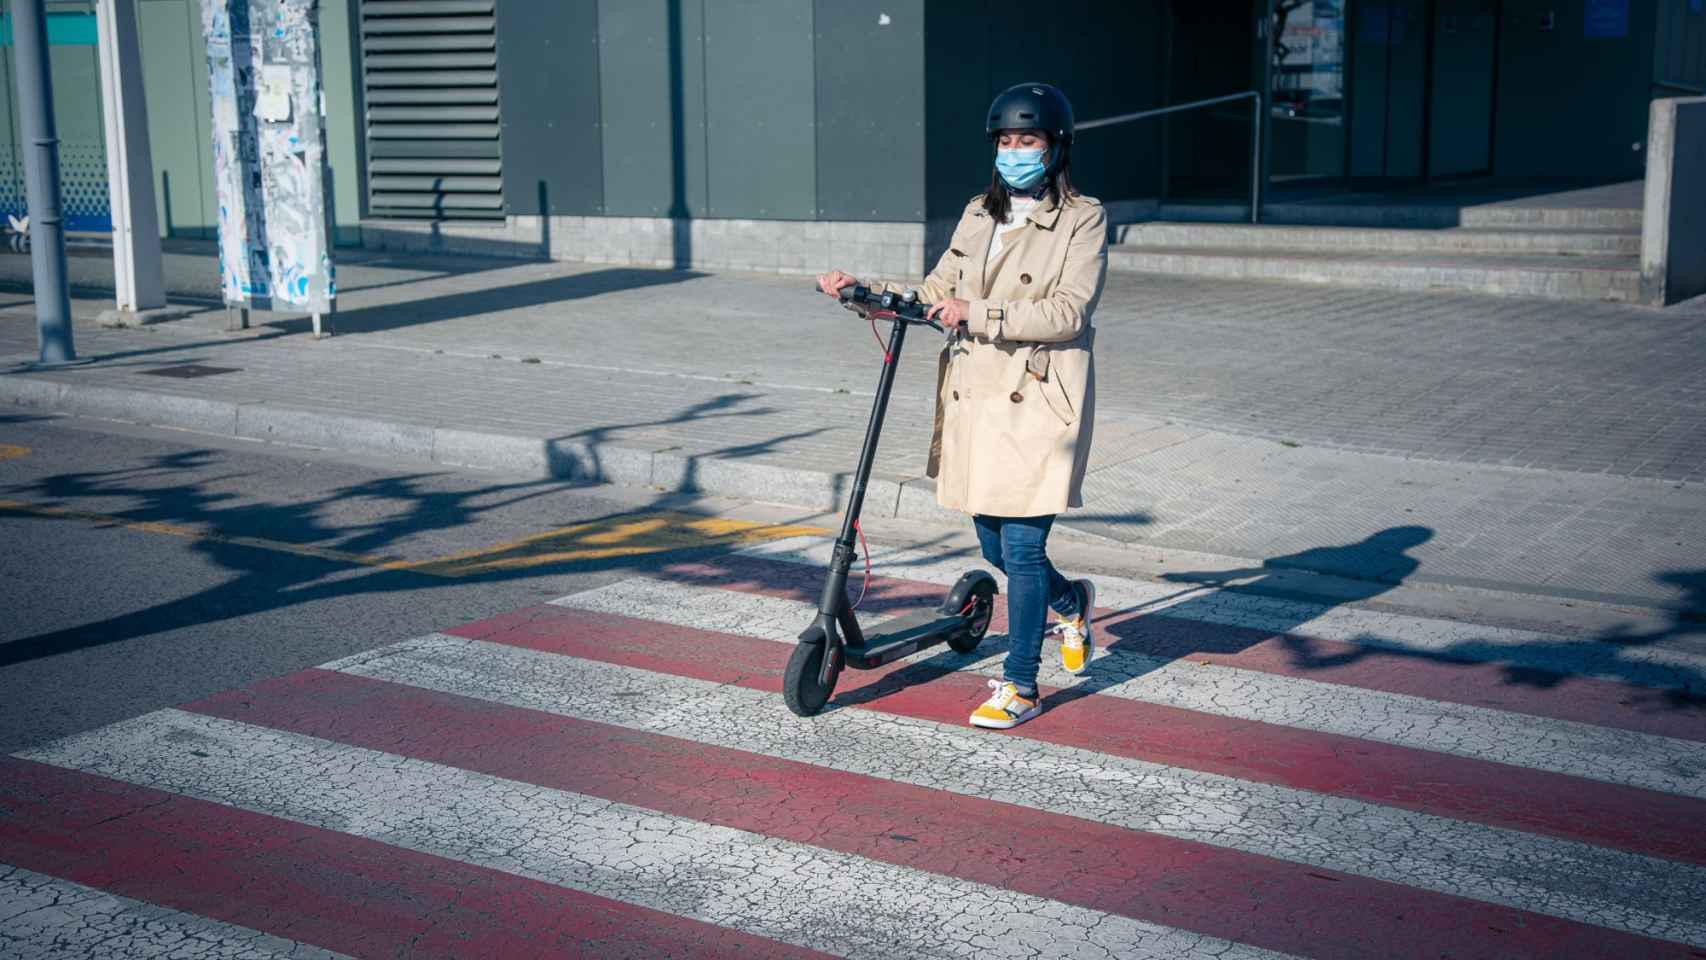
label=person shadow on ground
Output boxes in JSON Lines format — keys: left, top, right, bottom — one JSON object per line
{"left": 1020, "top": 526, "right": 1435, "bottom": 710}
{"left": 850, "top": 524, "right": 1702, "bottom": 716}
{"left": 834, "top": 527, "right": 1434, "bottom": 711}
{"left": 1075, "top": 526, "right": 1706, "bottom": 711}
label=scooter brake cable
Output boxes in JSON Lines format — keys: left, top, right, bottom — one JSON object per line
{"left": 850, "top": 300, "right": 900, "bottom": 609}
{"left": 851, "top": 519, "right": 873, "bottom": 609}
{"left": 867, "top": 309, "right": 894, "bottom": 364}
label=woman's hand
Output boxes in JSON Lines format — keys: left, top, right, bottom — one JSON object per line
{"left": 816, "top": 270, "right": 857, "bottom": 297}
{"left": 927, "top": 297, "right": 971, "bottom": 330}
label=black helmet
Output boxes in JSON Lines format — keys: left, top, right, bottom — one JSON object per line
{"left": 986, "top": 82, "right": 1075, "bottom": 145}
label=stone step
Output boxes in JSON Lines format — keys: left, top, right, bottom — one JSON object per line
{"left": 1154, "top": 202, "right": 1644, "bottom": 231}
{"left": 1106, "top": 246, "right": 1643, "bottom": 302}
{"left": 1113, "top": 222, "right": 1642, "bottom": 257}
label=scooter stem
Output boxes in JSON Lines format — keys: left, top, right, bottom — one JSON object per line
{"left": 816, "top": 315, "right": 909, "bottom": 616}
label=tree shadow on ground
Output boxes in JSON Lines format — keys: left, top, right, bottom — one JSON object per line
{"left": 0, "top": 392, "right": 842, "bottom": 667}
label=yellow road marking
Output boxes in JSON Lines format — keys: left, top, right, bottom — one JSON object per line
{"left": 386, "top": 513, "right": 825, "bottom": 577}
{"left": 0, "top": 500, "right": 822, "bottom": 578}
{"left": 0, "top": 444, "right": 30, "bottom": 462}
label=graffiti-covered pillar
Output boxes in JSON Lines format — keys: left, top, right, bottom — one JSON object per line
{"left": 200, "top": 0, "right": 336, "bottom": 336}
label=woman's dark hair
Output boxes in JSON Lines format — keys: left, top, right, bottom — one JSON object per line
{"left": 982, "top": 134, "right": 1078, "bottom": 223}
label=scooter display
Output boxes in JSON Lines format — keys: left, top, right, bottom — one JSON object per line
{"left": 783, "top": 283, "right": 998, "bottom": 717}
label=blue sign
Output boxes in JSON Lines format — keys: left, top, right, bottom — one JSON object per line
{"left": 0, "top": 13, "right": 100, "bottom": 46}
{"left": 1585, "top": 0, "right": 1629, "bottom": 37}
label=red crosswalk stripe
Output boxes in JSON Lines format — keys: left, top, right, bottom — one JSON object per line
{"left": 8, "top": 547, "right": 1705, "bottom": 958}
{"left": 0, "top": 757, "right": 829, "bottom": 959}
{"left": 176, "top": 666, "right": 1695, "bottom": 960}
{"left": 449, "top": 602, "right": 1706, "bottom": 866}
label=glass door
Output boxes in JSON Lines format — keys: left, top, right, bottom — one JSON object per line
{"left": 1426, "top": 0, "right": 1498, "bottom": 178}
{"left": 1268, "top": 0, "right": 1348, "bottom": 189}
{"left": 1162, "top": 0, "right": 1260, "bottom": 200}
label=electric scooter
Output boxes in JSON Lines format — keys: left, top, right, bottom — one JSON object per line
{"left": 783, "top": 284, "right": 999, "bottom": 717}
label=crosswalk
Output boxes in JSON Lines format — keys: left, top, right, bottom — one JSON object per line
{"left": 4, "top": 533, "right": 1704, "bottom": 958}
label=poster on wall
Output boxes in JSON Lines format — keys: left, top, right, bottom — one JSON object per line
{"left": 1584, "top": 0, "right": 1629, "bottom": 38}
{"left": 200, "top": 0, "right": 334, "bottom": 320}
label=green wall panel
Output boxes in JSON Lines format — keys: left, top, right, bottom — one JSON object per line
{"left": 496, "top": 0, "right": 603, "bottom": 216}
{"left": 703, "top": 0, "right": 814, "bottom": 218}
{"left": 0, "top": 47, "right": 18, "bottom": 218}
{"left": 140, "top": 0, "right": 214, "bottom": 238}
{"left": 598, "top": 0, "right": 707, "bottom": 218}
{"left": 813, "top": 0, "right": 924, "bottom": 221}
{"left": 319, "top": 0, "right": 361, "bottom": 244}
{"left": 48, "top": 29, "right": 106, "bottom": 227}
{"left": 924, "top": 0, "right": 1164, "bottom": 220}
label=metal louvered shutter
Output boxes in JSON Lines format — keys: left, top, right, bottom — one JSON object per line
{"left": 360, "top": 0, "right": 503, "bottom": 220}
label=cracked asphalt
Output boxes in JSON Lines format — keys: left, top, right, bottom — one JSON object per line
{"left": 4, "top": 408, "right": 1705, "bottom": 958}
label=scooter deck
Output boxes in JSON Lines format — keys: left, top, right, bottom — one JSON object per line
{"left": 842, "top": 608, "right": 966, "bottom": 669}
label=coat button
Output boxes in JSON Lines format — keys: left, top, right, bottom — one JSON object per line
{"left": 1010, "top": 391, "right": 1024, "bottom": 403}
{"left": 1020, "top": 273, "right": 1032, "bottom": 284}
{"left": 952, "top": 390, "right": 960, "bottom": 400}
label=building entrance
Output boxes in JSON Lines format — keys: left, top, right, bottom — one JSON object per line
{"left": 1268, "top": 0, "right": 1504, "bottom": 191}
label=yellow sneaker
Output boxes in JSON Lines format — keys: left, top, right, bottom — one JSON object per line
{"left": 970, "top": 679, "right": 1040, "bottom": 729}
{"left": 1052, "top": 579, "right": 1096, "bottom": 675}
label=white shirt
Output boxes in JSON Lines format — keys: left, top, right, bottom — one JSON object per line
{"left": 987, "top": 195, "right": 1039, "bottom": 264}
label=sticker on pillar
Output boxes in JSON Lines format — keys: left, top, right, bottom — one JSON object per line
{"left": 256, "top": 65, "right": 292, "bottom": 122}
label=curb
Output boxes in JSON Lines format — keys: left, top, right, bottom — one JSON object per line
{"left": 4, "top": 369, "right": 1699, "bottom": 619}
{"left": 0, "top": 372, "right": 966, "bottom": 528}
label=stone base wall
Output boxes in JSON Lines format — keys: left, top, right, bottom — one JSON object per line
{"left": 362, "top": 199, "right": 1158, "bottom": 285}
{"left": 360, "top": 216, "right": 926, "bottom": 282}
{"left": 1641, "top": 96, "right": 1706, "bottom": 306}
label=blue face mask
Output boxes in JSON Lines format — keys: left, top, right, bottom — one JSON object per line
{"left": 995, "top": 147, "right": 1049, "bottom": 191}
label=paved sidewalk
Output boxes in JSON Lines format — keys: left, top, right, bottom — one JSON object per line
{"left": 1, "top": 244, "right": 1703, "bottom": 611}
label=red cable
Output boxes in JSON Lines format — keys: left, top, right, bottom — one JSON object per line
{"left": 849, "top": 302, "right": 891, "bottom": 610}
{"left": 868, "top": 309, "right": 893, "bottom": 364}
{"left": 851, "top": 519, "right": 872, "bottom": 610}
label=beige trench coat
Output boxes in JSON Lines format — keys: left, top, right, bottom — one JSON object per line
{"left": 879, "top": 192, "right": 1106, "bottom": 518}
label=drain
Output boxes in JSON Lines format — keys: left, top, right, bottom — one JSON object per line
{"left": 140, "top": 364, "right": 242, "bottom": 379}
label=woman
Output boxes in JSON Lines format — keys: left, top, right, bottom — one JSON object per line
{"left": 816, "top": 82, "right": 1105, "bottom": 730}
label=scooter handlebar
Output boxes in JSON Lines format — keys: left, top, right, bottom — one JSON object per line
{"left": 828, "top": 284, "right": 942, "bottom": 331}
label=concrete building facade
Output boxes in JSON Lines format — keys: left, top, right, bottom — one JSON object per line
{"left": 1, "top": 0, "right": 1702, "bottom": 278}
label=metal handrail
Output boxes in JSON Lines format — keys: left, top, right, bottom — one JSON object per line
{"left": 1076, "top": 91, "right": 1263, "bottom": 224}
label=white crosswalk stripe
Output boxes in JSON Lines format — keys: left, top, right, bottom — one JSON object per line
{"left": 18, "top": 710, "right": 1299, "bottom": 960}
{"left": 554, "top": 576, "right": 1706, "bottom": 799}
{"left": 0, "top": 865, "right": 348, "bottom": 960}
{"left": 8, "top": 527, "right": 1704, "bottom": 957}
{"left": 308, "top": 633, "right": 1706, "bottom": 945}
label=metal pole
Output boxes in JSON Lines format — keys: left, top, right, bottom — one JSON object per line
{"left": 1251, "top": 94, "right": 1263, "bottom": 224}
{"left": 12, "top": 0, "right": 75, "bottom": 363}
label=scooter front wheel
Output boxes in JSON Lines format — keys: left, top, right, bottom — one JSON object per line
{"left": 947, "top": 575, "right": 998, "bottom": 654}
{"left": 783, "top": 641, "right": 838, "bottom": 716}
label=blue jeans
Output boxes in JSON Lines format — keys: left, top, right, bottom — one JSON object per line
{"left": 972, "top": 514, "right": 1081, "bottom": 697}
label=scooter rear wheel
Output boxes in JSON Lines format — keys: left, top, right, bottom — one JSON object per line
{"left": 783, "top": 641, "right": 838, "bottom": 716}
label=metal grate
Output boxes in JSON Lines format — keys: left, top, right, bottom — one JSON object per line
{"left": 359, "top": 0, "right": 504, "bottom": 220}
{"left": 141, "top": 364, "right": 242, "bottom": 379}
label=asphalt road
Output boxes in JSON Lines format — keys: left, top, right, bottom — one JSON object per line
{"left": 6, "top": 405, "right": 1706, "bottom": 958}
{"left": 0, "top": 406, "right": 829, "bottom": 753}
